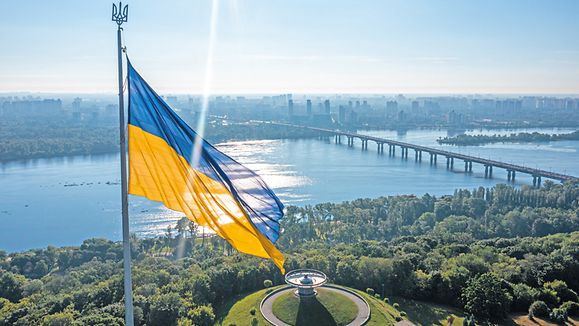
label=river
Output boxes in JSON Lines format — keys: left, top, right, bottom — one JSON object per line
{"left": 1, "top": 127, "right": 577, "bottom": 252}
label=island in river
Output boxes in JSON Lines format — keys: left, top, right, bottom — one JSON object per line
{"left": 438, "top": 130, "right": 579, "bottom": 146}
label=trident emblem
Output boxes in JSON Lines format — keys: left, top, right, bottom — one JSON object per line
{"left": 112, "top": 2, "right": 129, "bottom": 26}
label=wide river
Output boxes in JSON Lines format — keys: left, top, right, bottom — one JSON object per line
{"left": 1, "top": 127, "right": 578, "bottom": 252}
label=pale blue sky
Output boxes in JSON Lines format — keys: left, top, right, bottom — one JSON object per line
{"left": 1, "top": 0, "right": 578, "bottom": 94}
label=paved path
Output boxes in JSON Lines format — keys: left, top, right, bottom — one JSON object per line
{"left": 260, "top": 285, "right": 370, "bottom": 326}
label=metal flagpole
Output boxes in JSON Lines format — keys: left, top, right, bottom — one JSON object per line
{"left": 112, "top": 2, "right": 134, "bottom": 325}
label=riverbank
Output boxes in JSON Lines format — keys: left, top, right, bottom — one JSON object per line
{"left": 0, "top": 122, "right": 324, "bottom": 163}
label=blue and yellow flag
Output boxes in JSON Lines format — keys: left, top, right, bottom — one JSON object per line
{"left": 127, "top": 60, "right": 285, "bottom": 272}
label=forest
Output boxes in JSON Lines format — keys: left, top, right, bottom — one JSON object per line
{"left": 0, "top": 117, "right": 321, "bottom": 162}
{"left": 0, "top": 119, "right": 119, "bottom": 162}
{"left": 1, "top": 182, "right": 578, "bottom": 325}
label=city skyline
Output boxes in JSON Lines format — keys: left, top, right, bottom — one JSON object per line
{"left": 1, "top": 0, "right": 578, "bottom": 94}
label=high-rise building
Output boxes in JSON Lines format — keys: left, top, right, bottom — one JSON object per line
{"left": 397, "top": 109, "right": 406, "bottom": 122}
{"left": 339, "top": 105, "right": 346, "bottom": 123}
{"left": 306, "top": 99, "right": 312, "bottom": 116}
{"left": 386, "top": 101, "right": 398, "bottom": 117}
{"left": 349, "top": 111, "right": 358, "bottom": 124}
{"left": 324, "top": 100, "right": 330, "bottom": 114}
{"left": 386, "top": 101, "right": 398, "bottom": 110}
{"left": 72, "top": 97, "right": 82, "bottom": 111}
{"left": 166, "top": 96, "right": 178, "bottom": 107}
{"left": 288, "top": 99, "right": 294, "bottom": 117}
{"left": 411, "top": 101, "right": 419, "bottom": 111}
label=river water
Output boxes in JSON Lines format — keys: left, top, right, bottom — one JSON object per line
{"left": 1, "top": 127, "right": 577, "bottom": 252}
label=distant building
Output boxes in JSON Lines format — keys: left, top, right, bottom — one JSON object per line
{"left": 165, "top": 96, "right": 179, "bottom": 108}
{"left": 349, "top": 111, "right": 358, "bottom": 124}
{"left": 312, "top": 113, "right": 332, "bottom": 127}
{"left": 448, "top": 110, "right": 464, "bottom": 125}
{"left": 324, "top": 99, "right": 331, "bottom": 114}
{"left": 411, "top": 101, "right": 419, "bottom": 111}
{"left": 72, "top": 98, "right": 82, "bottom": 111}
{"left": 339, "top": 105, "right": 346, "bottom": 123}
{"left": 288, "top": 99, "right": 294, "bottom": 118}
{"left": 386, "top": 101, "right": 398, "bottom": 117}
{"left": 386, "top": 101, "right": 398, "bottom": 111}
{"left": 7, "top": 98, "right": 63, "bottom": 117}
{"left": 398, "top": 110, "right": 406, "bottom": 122}
{"left": 306, "top": 99, "right": 312, "bottom": 116}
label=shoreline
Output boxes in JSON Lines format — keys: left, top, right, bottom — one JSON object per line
{"left": 3, "top": 126, "right": 578, "bottom": 164}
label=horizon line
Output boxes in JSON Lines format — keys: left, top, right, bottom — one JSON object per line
{"left": 1, "top": 91, "right": 579, "bottom": 97}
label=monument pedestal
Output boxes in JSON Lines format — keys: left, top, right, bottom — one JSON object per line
{"left": 285, "top": 269, "right": 327, "bottom": 300}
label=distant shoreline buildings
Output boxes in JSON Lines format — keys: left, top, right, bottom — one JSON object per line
{"left": 2, "top": 94, "right": 578, "bottom": 129}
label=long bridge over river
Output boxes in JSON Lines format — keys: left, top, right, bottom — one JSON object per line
{"left": 266, "top": 122, "right": 579, "bottom": 186}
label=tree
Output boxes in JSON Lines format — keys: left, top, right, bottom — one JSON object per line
{"left": 0, "top": 271, "right": 26, "bottom": 302}
{"left": 176, "top": 217, "right": 190, "bottom": 236}
{"left": 42, "top": 310, "right": 76, "bottom": 326}
{"left": 263, "top": 279, "right": 273, "bottom": 288}
{"left": 187, "top": 305, "right": 215, "bottom": 326}
{"left": 560, "top": 301, "right": 579, "bottom": 317}
{"left": 550, "top": 307, "right": 568, "bottom": 324}
{"left": 148, "top": 293, "right": 183, "bottom": 326}
{"left": 543, "top": 280, "right": 578, "bottom": 303}
{"left": 434, "top": 201, "right": 452, "bottom": 219}
{"left": 22, "top": 279, "right": 43, "bottom": 296}
{"left": 528, "top": 301, "right": 549, "bottom": 319}
{"left": 73, "top": 313, "right": 124, "bottom": 326}
{"left": 182, "top": 274, "right": 215, "bottom": 305}
{"left": 511, "top": 283, "right": 539, "bottom": 312}
{"left": 166, "top": 225, "right": 174, "bottom": 240}
{"left": 33, "top": 260, "right": 49, "bottom": 278}
{"left": 462, "top": 273, "right": 512, "bottom": 320}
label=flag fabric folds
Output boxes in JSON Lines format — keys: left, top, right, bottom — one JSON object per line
{"left": 126, "top": 59, "right": 285, "bottom": 272}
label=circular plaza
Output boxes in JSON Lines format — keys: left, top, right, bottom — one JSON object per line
{"left": 260, "top": 269, "right": 370, "bottom": 326}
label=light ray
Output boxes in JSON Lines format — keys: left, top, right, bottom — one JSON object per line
{"left": 192, "top": 0, "right": 220, "bottom": 168}
{"left": 184, "top": 0, "right": 220, "bottom": 252}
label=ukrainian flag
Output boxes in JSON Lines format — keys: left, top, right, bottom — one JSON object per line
{"left": 126, "top": 60, "right": 285, "bottom": 272}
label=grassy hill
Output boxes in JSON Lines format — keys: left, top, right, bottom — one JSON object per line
{"left": 353, "top": 290, "right": 399, "bottom": 325}
{"left": 393, "top": 296, "right": 465, "bottom": 325}
{"left": 271, "top": 288, "right": 358, "bottom": 325}
{"left": 215, "top": 285, "right": 465, "bottom": 325}
{"left": 215, "top": 287, "right": 277, "bottom": 325}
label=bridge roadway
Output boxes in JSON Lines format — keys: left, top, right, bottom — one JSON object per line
{"left": 268, "top": 122, "right": 578, "bottom": 185}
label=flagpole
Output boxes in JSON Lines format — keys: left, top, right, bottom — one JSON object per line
{"left": 112, "top": 2, "right": 134, "bottom": 326}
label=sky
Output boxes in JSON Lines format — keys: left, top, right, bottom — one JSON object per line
{"left": 0, "top": 0, "right": 578, "bottom": 94}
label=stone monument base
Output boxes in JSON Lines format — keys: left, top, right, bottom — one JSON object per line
{"left": 294, "top": 288, "right": 317, "bottom": 298}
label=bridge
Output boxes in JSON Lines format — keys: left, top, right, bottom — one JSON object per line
{"left": 267, "top": 122, "right": 578, "bottom": 186}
